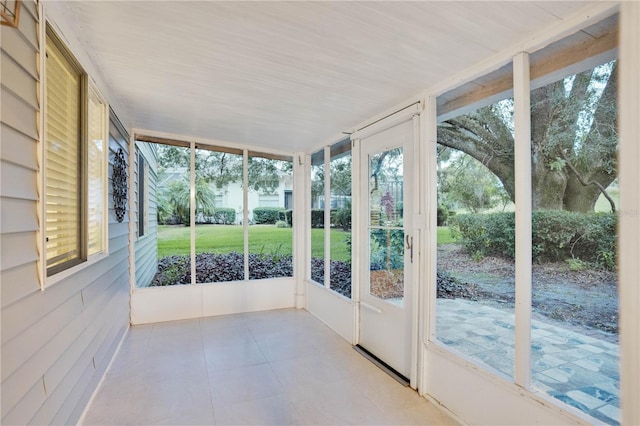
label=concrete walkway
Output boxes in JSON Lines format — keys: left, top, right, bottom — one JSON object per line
{"left": 437, "top": 298, "right": 620, "bottom": 425}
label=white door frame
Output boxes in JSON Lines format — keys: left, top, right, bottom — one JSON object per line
{"left": 351, "top": 103, "right": 422, "bottom": 388}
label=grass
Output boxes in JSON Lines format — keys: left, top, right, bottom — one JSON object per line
{"left": 158, "top": 224, "right": 351, "bottom": 262}
{"left": 595, "top": 187, "right": 619, "bottom": 212}
{"left": 159, "top": 224, "right": 452, "bottom": 260}
{"left": 437, "top": 226, "right": 459, "bottom": 245}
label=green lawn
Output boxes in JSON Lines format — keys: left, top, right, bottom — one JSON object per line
{"left": 158, "top": 225, "right": 351, "bottom": 262}
{"left": 437, "top": 226, "right": 459, "bottom": 244}
{"left": 158, "top": 224, "right": 452, "bottom": 260}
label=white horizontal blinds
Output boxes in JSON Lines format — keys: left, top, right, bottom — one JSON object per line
{"left": 87, "top": 88, "right": 105, "bottom": 256}
{"left": 45, "top": 32, "right": 82, "bottom": 272}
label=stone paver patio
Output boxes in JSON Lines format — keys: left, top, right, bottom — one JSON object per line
{"left": 437, "top": 298, "right": 620, "bottom": 425}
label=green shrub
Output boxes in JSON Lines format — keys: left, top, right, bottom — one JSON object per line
{"left": 278, "top": 209, "right": 293, "bottom": 225}
{"left": 311, "top": 209, "right": 324, "bottom": 228}
{"left": 450, "top": 211, "right": 617, "bottom": 269}
{"left": 275, "top": 220, "right": 290, "bottom": 228}
{"left": 214, "top": 207, "right": 236, "bottom": 224}
{"left": 313, "top": 208, "right": 352, "bottom": 230}
{"left": 437, "top": 205, "right": 456, "bottom": 226}
{"left": 370, "top": 228, "right": 404, "bottom": 270}
{"left": 333, "top": 207, "right": 351, "bottom": 231}
{"left": 253, "top": 207, "right": 284, "bottom": 224}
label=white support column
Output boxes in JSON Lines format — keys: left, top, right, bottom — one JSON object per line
{"left": 619, "top": 3, "right": 640, "bottom": 425}
{"left": 419, "top": 95, "right": 438, "bottom": 397}
{"left": 410, "top": 112, "right": 422, "bottom": 390}
{"left": 324, "top": 146, "right": 331, "bottom": 289}
{"left": 424, "top": 96, "right": 438, "bottom": 344}
{"left": 243, "top": 150, "right": 249, "bottom": 280}
{"left": 128, "top": 134, "right": 137, "bottom": 294}
{"left": 513, "top": 52, "right": 532, "bottom": 388}
{"left": 351, "top": 138, "right": 361, "bottom": 345}
{"left": 293, "top": 152, "right": 308, "bottom": 308}
{"left": 190, "top": 141, "right": 196, "bottom": 284}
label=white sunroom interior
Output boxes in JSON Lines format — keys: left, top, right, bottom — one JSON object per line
{"left": 1, "top": 1, "right": 639, "bottom": 426}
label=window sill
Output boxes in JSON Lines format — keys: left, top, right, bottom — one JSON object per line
{"left": 44, "top": 252, "right": 109, "bottom": 289}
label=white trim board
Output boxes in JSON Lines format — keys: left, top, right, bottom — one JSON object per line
{"left": 130, "top": 278, "right": 296, "bottom": 325}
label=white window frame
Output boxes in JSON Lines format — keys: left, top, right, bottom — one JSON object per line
{"left": 136, "top": 147, "right": 149, "bottom": 239}
{"left": 308, "top": 140, "right": 353, "bottom": 300}
{"left": 424, "top": 12, "right": 621, "bottom": 424}
{"left": 39, "top": 23, "right": 109, "bottom": 288}
{"left": 258, "top": 193, "right": 280, "bottom": 207}
{"left": 132, "top": 136, "right": 294, "bottom": 285}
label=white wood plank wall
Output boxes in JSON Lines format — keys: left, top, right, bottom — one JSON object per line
{"left": 134, "top": 141, "right": 158, "bottom": 288}
{"left": 0, "top": 3, "right": 131, "bottom": 423}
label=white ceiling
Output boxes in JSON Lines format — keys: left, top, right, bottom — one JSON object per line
{"left": 59, "top": 1, "right": 598, "bottom": 152}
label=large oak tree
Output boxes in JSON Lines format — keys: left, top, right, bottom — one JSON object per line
{"left": 437, "top": 61, "right": 617, "bottom": 213}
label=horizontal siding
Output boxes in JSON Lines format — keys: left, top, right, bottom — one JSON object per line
{"left": 0, "top": 87, "right": 39, "bottom": 139}
{"left": 91, "top": 315, "right": 128, "bottom": 374}
{"left": 0, "top": 262, "right": 40, "bottom": 308}
{"left": 0, "top": 378, "right": 47, "bottom": 426}
{"left": 2, "top": 295, "right": 84, "bottom": 380}
{"left": 81, "top": 251, "right": 129, "bottom": 310}
{"left": 1, "top": 315, "right": 84, "bottom": 413}
{"left": 1, "top": 52, "right": 38, "bottom": 108}
{"left": 1, "top": 197, "right": 38, "bottom": 234}
{"left": 35, "top": 343, "right": 95, "bottom": 425}
{"left": 135, "top": 234, "right": 157, "bottom": 287}
{"left": 109, "top": 232, "right": 129, "bottom": 254}
{"left": 0, "top": 26, "right": 38, "bottom": 79}
{"left": 0, "top": 124, "right": 38, "bottom": 170}
{"left": 20, "top": 0, "right": 39, "bottom": 21}
{"left": 109, "top": 221, "right": 129, "bottom": 241}
{"left": 0, "top": 5, "right": 131, "bottom": 424}
{"left": 67, "top": 319, "right": 127, "bottom": 423}
{"left": 134, "top": 141, "right": 158, "bottom": 288}
{"left": 0, "top": 160, "right": 38, "bottom": 200}
{"left": 0, "top": 231, "right": 38, "bottom": 270}
{"left": 0, "top": 1, "right": 39, "bottom": 50}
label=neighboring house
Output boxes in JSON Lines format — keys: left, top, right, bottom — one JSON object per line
{"left": 154, "top": 165, "right": 293, "bottom": 224}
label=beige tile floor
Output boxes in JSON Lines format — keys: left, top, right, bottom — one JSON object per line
{"left": 82, "top": 308, "right": 457, "bottom": 425}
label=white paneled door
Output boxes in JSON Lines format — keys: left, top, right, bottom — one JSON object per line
{"left": 357, "top": 118, "right": 415, "bottom": 380}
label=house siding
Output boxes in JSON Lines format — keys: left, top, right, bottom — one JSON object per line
{"left": 134, "top": 141, "right": 158, "bottom": 287}
{"left": 0, "top": 3, "right": 131, "bottom": 424}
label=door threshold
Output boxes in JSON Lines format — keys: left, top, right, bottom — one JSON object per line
{"left": 353, "top": 345, "right": 410, "bottom": 387}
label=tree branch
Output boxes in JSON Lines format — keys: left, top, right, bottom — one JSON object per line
{"left": 560, "top": 151, "right": 616, "bottom": 212}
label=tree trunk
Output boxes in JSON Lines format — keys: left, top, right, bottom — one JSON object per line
{"left": 532, "top": 165, "right": 566, "bottom": 210}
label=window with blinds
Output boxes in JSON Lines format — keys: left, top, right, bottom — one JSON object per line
{"left": 45, "top": 25, "right": 107, "bottom": 277}
{"left": 45, "top": 29, "right": 83, "bottom": 274}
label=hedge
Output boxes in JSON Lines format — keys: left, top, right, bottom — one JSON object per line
{"left": 195, "top": 207, "right": 236, "bottom": 225}
{"left": 214, "top": 208, "right": 236, "bottom": 224}
{"left": 278, "top": 209, "right": 293, "bottom": 225}
{"left": 253, "top": 207, "right": 285, "bottom": 224}
{"left": 450, "top": 211, "right": 617, "bottom": 269}
{"left": 311, "top": 208, "right": 351, "bottom": 229}
{"left": 311, "top": 209, "right": 325, "bottom": 228}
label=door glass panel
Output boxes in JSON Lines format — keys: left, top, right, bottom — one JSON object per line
{"left": 369, "top": 148, "right": 404, "bottom": 304}
{"left": 369, "top": 229, "right": 404, "bottom": 302}
{"left": 369, "top": 149, "right": 403, "bottom": 227}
